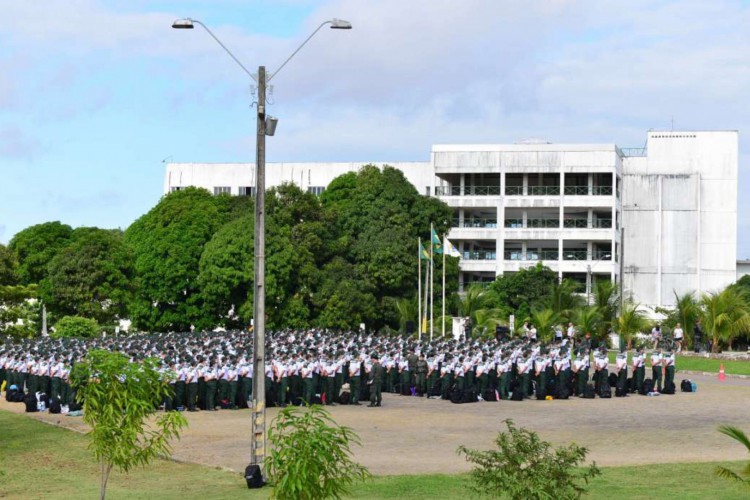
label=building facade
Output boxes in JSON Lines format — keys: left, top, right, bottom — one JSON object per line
{"left": 163, "top": 130, "right": 738, "bottom": 310}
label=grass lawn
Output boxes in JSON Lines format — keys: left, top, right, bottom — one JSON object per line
{"left": 606, "top": 351, "right": 750, "bottom": 376}
{"left": 1, "top": 410, "right": 748, "bottom": 499}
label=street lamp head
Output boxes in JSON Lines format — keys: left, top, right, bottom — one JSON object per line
{"left": 172, "top": 18, "right": 195, "bottom": 29}
{"left": 329, "top": 18, "right": 352, "bottom": 29}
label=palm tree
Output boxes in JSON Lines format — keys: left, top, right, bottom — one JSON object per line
{"left": 529, "top": 308, "right": 560, "bottom": 343}
{"left": 715, "top": 425, "right": 750, "bottom": 488}
{"left": 459, "top": 284, "right": 492, "bottom": 324}
{"left": 672, "top": 291, "right": 699, "bottom": 348}
{"left": 572, "top": 306, "right": 603, "bottom": 343}
{"left": 617, "top": 302, "right": 649, "bottom": 349}
{"left": 700, "top": 288, "right": 750, "bottom": 352}
{"left": 545, "top": 279, "right": 584, "bottom": 322}
{"left": 394, "top": 296, "right": 418, "bottom": 334}
{"left": 473, "top": 308, "right": 507, "bottom": 339}
{"left": 593, "top": 280, "right": 618, "bottom": 338}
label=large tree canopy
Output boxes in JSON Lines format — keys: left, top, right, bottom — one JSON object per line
{"left": 125, "top": 188, "right": 232, "bottom": 331}
{"left": 39, "top": 228, "right": 133, "bottom": 326}
{"left": 487, "top": 263, "right": 560, "bottom": 322}
{"left": 0, "top": 243, "right": 18, "bottom": 286}
{"left": 8, "top": 221, "right": 73, "bottom": 284}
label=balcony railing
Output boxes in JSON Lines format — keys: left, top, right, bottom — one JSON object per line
{"left": 464, "top": 185, "right": 501, "bottom": 196}
{"left": 563, "top": 219, "right": 588, "bottom": 228}
{"left": 592, "top": 186, "right": 613, "bottom": 196}
{"left": 527, "top": 218, "right": 560, "bottom": 229}
{"left": 435, "top": 186, "right": 461, "bottom": 196}
{"left": 504, "top": 250, "right": 559, "bottom": 261}
{"left": 529, "top": 185, "right": 561, "bottom": 196}
{"left": 591, "top": 218, "right": 612, "bottom": 228}
{"left": 462, "top": 250, "right": 497, "bottom": 260}
{"left": 564, "top": 186, "right": 589, "bottom": 195}
{"left": 505, "top": 186, "right": 523, "bottom": 195}
{"left": 452, "top": 218, "right": 498, "bottom": 228}
{"left": 563, "top": 250, "right": 613, "bottom": 261}
{"left": 504, "top": 218, "right": 524, "bottom": 228}
{"left": 461, "top": 281, "right": 492, "bottom": 290}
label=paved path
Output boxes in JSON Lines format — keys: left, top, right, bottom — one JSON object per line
{"left": 3, "top": 372, "right": 749, "bottom": 475}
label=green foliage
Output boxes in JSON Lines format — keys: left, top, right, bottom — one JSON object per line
{"left": 458, "top": 419, "right": 601, "bottom": 500}
{"left": 715, "top": 425, "right": 750, "bottom": 488}
{"left": 265, "top": 405, "right": 370, "bottom": 500}
{"left": 487, "top": 263, "right": 559, "bottom": 320}
{"left": 592, "top": 280, "right": 618, "bottom": 339}
{"left": 52, "top": 315, "right": 100, "bottom": 339}
{"left": 700, "top": 288, "right": 750, "bottom": 352}
{"left": 572, "top": 306, "right": 603, "bottom": 340}
{"left": 0, "top": 243, "right": 18, "bottom": 285}
{"left": 125, "top": 187, "right": 231, "bottom": 331}
{"left": 617, "top": 302, "right": 649, "bottom": 349}
{"left": 544, "top": 278, "right": 585, "bottom": 321}
{"left": 0, "top": 284, "right": 40, "bottom": 338}
{"left": 8, "top": 221, "right": 73, "bottom": 285}
{"left": 529, "top": 308, "right": 561, "bottom": 342}
{"left": 314, "top": 258, "right": 378, "bottom": 330}
{"left": 71, "top": 350, "right": 187, "bottom": 500}
{"left": 39, "top": 228, "right": 133, "bottom": 326}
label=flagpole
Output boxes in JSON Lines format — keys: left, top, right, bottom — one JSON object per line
{"left": 442, "top": 235, "right": 446, "bottom": 338}
{"left": 430, "top": 223, "right": 434, "bottom": 342}
{"left": 422, "top": 247, "right": 429, "bottom": 337}
{"left": 418, "top": 237, "right": 422, "bottom": 341}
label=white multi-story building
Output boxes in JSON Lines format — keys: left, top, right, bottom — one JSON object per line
{"left": 163, "top": 130, "right": 738, "bottom": 310}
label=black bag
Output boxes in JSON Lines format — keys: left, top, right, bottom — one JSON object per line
{"left": 38, "top": 393, "right": 49, "bottom": 405}
{"left": 599, "top": 382, "right": 612, "bottom": 399}
{"left": 450, "top": 389, "right": 464, "bottom": 404}
{"left": 244, "top": 464, "right": 265, "bottom": 489}
{"left": 627, "top": 377, "right": 635, "bottom": 393}
{"left": 49, "top": 397, "right": 62, "bottom": 414}
{"left": 5, "top": 388, "right": 18, "bottom": 403}
{"left": 338, "top": 392, "right": 351, "bottom": 405}
{"left": 462, "top": 390, "right": 478, "bottom": 403}
{"left": 680, "top": 379, "right": 693, "bottom": 392}
{"left": 615, "top": 385, "right": 628, "bottom": 397}
{"left": 482, "top": 389, "right": 498, "bottom": 402}
{"left": 608, "top": 373, "right": 619, "bottom": 387}
{"left": 24, "top": 393, "right": 38, "bottom": 413}
{"left": 583, "top": 383, "right": 596, "bottom": 399}
{"left": 309, "top": 395, "right": 322, "bottom": 405}
{"left": 662, "top": 381, "right": 676, "bottom": 395}
{"left": 556, "top": 385, "right": 570, "bottom": 400}
{"left": 69, "top": 401, "right": 82, "bottom": 412}
{"left": 641, "top": 378, "right": 654, "bottom": 395}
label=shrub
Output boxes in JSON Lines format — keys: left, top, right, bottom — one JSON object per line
{"left": 265, "top": 405, "right": 370, "bottom": 500}
{"left": 458, "top": 419, "right": 601, "bottom": 500}
{"left": 52, "top": 315, "right": 100, "bottom": 338}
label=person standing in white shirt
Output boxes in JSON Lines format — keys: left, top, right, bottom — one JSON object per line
{"left": 673, "top": 323, "right": 684, "bottom": 353}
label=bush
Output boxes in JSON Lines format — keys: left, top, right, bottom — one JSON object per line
{"left": 52, "top": 315, "right": 100, "bottom": 338}
{"left": 265, "top": 405, "right": 370, "bottom": 500}
{"left": 458, "top": 419, "right": 600, "bottom": 500}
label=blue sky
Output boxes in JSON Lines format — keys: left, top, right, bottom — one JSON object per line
{"left": 2, "top": 0, "right": 750, "bottom": 256}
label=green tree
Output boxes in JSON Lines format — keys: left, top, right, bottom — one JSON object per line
{"left": 700, "top": 288, "right": 750, "bottom": 352}
{"left": 8, "top": 221, "right": 73, "bottom": 284}
{"left": 394, "top": 296, "right": 418, "bottom": 334}
{"left": 572, "top": 306, "right": 603, "bottom": 341}
{"left": 314, "top": 258, "right": 378, "bottom": 330}
{"left": 529, "top": 308, "right": 561, "bottom": 343}
{"left": 592, "top": 280, "right": 618, "bottom": 340}
{"left": 39, "top": 228, "right": 133, "bottom": 326}
{"left": 52, "top": 315, "right": 100, "bottom": 338}
{"left": 487, "top": 263, "right": 559, "bottom": 320}
{"left": 544, "top": 278, "right": 585, "bottom": 321}
{"left": 265, "top": 405, "right": 370, "bottom": 500}
{"left": 71, "top": 350, "right": 187, "bottom": 500}
{"left": 617, "top": 302, "right": 649, "bottom": 349}
{"left": 125, "top": 188, "right": 231, "bottom": 331}
{"left": 458, "top": 419, "right": 601, "bottom": 500}
{"left": 657, "top": 291, "right": 700, "bottom": 348}
{"left": 0, "top": 284, "right": 40, "bottom": 338}
{"left": 0, "top": 243, "right": 18, "bottom": 285}
{"left": 715, "top": 425, "right": 750, "bottom": 488}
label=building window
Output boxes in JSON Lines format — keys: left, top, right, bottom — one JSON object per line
{"left": 213, "top": 186, "right": 231, "bottom": 195}
{"left": 307, "top": 186, "right": 326, "bottom": 196}
{"left": 170, "top": 186, "right": 182, "bottom": 193}
{"left": 239, "top": 186, "right": 256, "bottom": 197}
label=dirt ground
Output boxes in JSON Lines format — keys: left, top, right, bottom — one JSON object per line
{"left": 3, "top": 372, "right": 749, "bottom": 476}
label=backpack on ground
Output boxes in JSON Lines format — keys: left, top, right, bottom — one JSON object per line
{"left": 583, "top": 383, "right": 596, "bottom": 399}
{"left": 599, "top": 382, "right": 612, "bottom": 399}
{"left": 615, "top": 384, "right": 628, "bottom": 397}
{"left": 641, "top": 378, "right": 654, "bottom": 395}
{"left": 556, "top": 385, "right": 570, "bottom": 400}
{"left": 482, "top": 389, "right": 498, "bottom": 402}
{"left": 24, "top": 393, "right": 38, "bottom": 413}
{"left": 462, "top": 389, "right": 478, "bottom": 403}
{"left": 608, "top": 373, "right": 619, "bottom": 387}
{"left": 680, "top": 379, "right": 693, "bottom": 392}
{"left": 662, "top": 381, "right": 676, "bottom": 395}
{"left": 49, "top": 397, "right": 62, "bottom": 414}
{"left": 450, "top": 389, "right": 464, "bottom": 404}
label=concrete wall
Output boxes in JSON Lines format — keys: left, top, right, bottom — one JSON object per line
{"left": 622, "top": 131, "right": 738, "bottom": 307}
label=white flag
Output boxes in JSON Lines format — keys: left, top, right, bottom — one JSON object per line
{"left": 444, "top": 237, "right": 461, "bottom": 258}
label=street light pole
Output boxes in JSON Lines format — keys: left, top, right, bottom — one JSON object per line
{"left": 172, "top": 17, "right": 351, "bottom": 481}
{"left": 251, "top": 64, "right": 267, "bottom": 470}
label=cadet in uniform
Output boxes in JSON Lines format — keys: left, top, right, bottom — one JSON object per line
{"left": 650, "top": 348, "right": 663, "bottom": 392}
{"left": 367, "top": 353, "right": 384, "bottom": 407}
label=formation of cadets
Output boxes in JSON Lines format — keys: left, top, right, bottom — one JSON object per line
{"left": 0, "top": 327, "right": 679, "bottom": 410}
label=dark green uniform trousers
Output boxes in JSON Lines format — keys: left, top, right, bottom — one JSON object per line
{"left": 350, "top": 376, "right": 360, "bottom": 404}
{"left": 187, "top": 382, "right": 198, "bottom": 410}
{"left": 205, "top": 380, "right": 218, "bottom": 410}
{"left": 652, "top": 366, "right": 663, "bottom": 392}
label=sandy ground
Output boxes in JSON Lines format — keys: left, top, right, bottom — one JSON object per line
{"left": 3, "top": 372, "right": 749, "bottom": 476}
